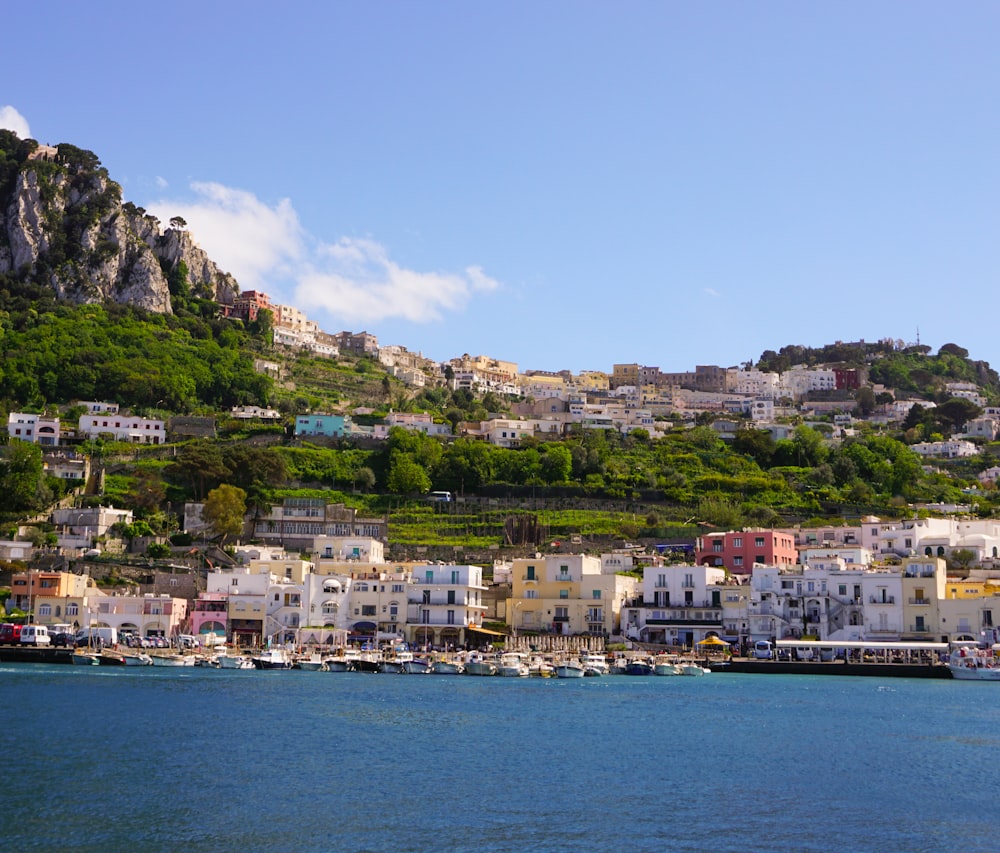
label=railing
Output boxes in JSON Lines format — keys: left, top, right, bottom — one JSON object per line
{"left": 869, "top": 595, "right": 896, "bottom": 605}
{"left": 867, "top": 626, "right": 901, "bottom": 635}
{"left": 908, "top": 624, "right": 930, "bottom": 633}
{"left": 553, "top": 616, "right": 570, "bottom": 623}
{"left": 908, "top": 598, "right": 930, "bottom": 605}
{"left": 522, "top": 575, "right": 538, "bottom": 583}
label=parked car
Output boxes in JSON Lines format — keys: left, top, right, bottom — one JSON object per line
{"left": 0, "top": 623, "right": 23, "bottom": 645}
{"left": 51, "top": 631, "right": 74, "bottom": 648}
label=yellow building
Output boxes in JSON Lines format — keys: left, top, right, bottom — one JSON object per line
{"left": 900, "top": 557, "right": 946, "bottom": 641}
{"left": 11, "top": 570, "right": 90, "bottom": 627}
{"left": 509, "top": 554, "right": 636, "bottom": 637}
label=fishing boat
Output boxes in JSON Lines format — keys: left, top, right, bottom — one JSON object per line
{"left": 149, "top": 652, "right": 197, "bottom": 667}
{"left": 463, "top": 651, "right": 498, "bottom": 676}
{"left": 652, "top": 654, "right": 683, "bottom": 676}
{"left": 623, "top": 657, "right": 654, "bottom": 676}
{"left": 554, "top": 658, "right": 586, "bottom": 678}
{"left": 216, "top": 650, "right": 255, "bottom": 669}
{"left": 402, "top": 656, "right": 433, "bottom": 674}
{"left": 251, "top": 649, "right": 293, "bottom": 670}
{"left": 324, "top": 649, "right": 361, "bottom": 672}
{"left": 71, "top": 650, "right": 101, "bottom": 666}
{"left": 678, "top": 659, "right": 711, "bottom": 676}
{"left": 430, "top": 655, "right": 463, "bottom": 675}
{"left": 120, "top": 651, "right": 153, "bottom": 666}
{"left": 296, "top": 654, "right": 328, "bottom": 672}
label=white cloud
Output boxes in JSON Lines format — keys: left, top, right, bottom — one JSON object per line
{"left": 0, "top": 106, "right": 31, "bottom": 138}
{"left": 154, "top": 176, "right": 168, "bottom": 189}
{"left": 704, "top": 287, "right": 721, "bottom": 298}
{"left": 146, "top": 182, "right": 499, "bottom": 325}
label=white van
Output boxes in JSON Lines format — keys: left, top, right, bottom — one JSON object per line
{"left": 20, "top": 625, "right": 51, "bottom": 646}
{"left": 429, "top": 491, "right": 452, "bottom": 503}
{"left": 74, "top": 627, "right": 118, "bottom": 648}
{"left": 753, "top": 640, "right": 773, "bottom": 659}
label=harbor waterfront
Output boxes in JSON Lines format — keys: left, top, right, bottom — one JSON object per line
{"left": 3, "top": 664, "right": 998, "bottom": 853}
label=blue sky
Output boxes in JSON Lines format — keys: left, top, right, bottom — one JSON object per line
{"left": 4, "top": 3, "right": 1000, "bottom": 375}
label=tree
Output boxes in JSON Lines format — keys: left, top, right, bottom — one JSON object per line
{"left": 169, "top": 216, "right": 187, "bottom": 230}
{"left": 201, "top": 484, "right": 247, "bottom": 544}
{"left": 0, "top": 441, "right": 44, "bottom": 512}
{"left": 386, "top": 452, "right": 431, "bottom": 495}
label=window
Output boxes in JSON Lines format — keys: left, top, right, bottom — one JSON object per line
{"left": 559, "top": 589, "right": 569, "bottom": 599}
{"left": 447, "top": 610, "right": 455, "bottom": 625}
{"left": 755, "top": 556, "right": 765, "bottom": 565}
{"left": 447, "top": 590, "right": 455, "bottom": 605}
{"left": 422, "top": 590, "right": 430, "bottom": 604}
{"left": 755, "top": 537, "right": 765, "bottom": 548}
{"left": 526, "top": 565, "right": 536, "bottom": 580}
{"left": 525, "top": 590, "right": 538, "bottom": 599}
{"left": 451, "top": 570, "right": 459, "bottom": 584}
{"left": 733, "top": 537, "right": 742, "bottom": 547}
{"left": 984, "top": 610, "right": 994, "bottom": 627}
{"left": 592, "top": 590, "right": 601, "bottom": 599}
{"left": 361, "top": 605, "right": 376, "bottom": 616}
{"left": 392, "top": 584, "right": 404, "bottom": 593}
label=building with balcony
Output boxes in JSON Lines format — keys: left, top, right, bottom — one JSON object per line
{"left": 695, "top": 529, "right": 797, "bottom": 574}
{"left": 509, "top": 554, "right": 636, "bottom": 638}
{"left": 900, "top": 557, "right": 946, "bottom": 641}
{"left": 407, "top": 564, "right": 488, "bottom": 648}
{"left": 621, "top": 564, "right": 726, "bottom": 647}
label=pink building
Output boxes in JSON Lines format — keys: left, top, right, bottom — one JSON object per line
{"left": 190, "top": 592, "right": 229, "bottom": 639}
{"left": 695, "top": 529, "right": 797, "bottom": 575}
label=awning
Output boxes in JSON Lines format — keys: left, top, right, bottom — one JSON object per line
{"left": 467, "top": 625, "right": 506, "bottom": 637}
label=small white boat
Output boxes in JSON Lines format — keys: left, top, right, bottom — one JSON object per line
{"left": 497, "top": 652, "right": 530, "bottom": 677}
{"left": 430, "top": 656, "right": 463, "bottom": 675}
{"left": 402, "top": 657, "right": 432, "bottom": 674}
{"left": 948, "top": 648, "right": 1000, "bottom": 681}
{"left": 71, "top": 650, "right": 101, "bottom": 666}
{"left": 381, "top": 650, "right": 414, "bottom": 673}
{"left": 580, "top": 652, "right": 609, "bottom": 677}
{"left": 150, "top": 652, "right": 197, "bottom": 667}
{"left": 296, "top": 655, "right": 328, "bottom": 672}
{"left": 653, "top": 655, "right": 683, "bottom": 676}
{"left": 463, "top": 652, "right": 498, "bottom": 676}
{"left": 678, "top": 660, "right": 710, "bottom": 676}
{"left": 216, "top": 651, "right": 255, "bottom": 670}
{"left": 252, "top": 649, "right": 293, "bottom": 670}
{"left": 121, "top": 652, "right": 153, "bottom": 666}
{"left": 324, "top": 649, "right": 361, "bottom": 672}
{"left": 554, "top": 659, "right": 586, "bottom": 678}
{"left": 527, "top": 655, "right": 554, "bottom": 678}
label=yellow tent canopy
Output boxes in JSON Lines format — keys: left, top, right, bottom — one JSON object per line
{"left": 696, "top": 636, "right": 729, "bottom": 646}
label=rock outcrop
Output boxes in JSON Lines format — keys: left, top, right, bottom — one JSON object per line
{"left": 0, "top": 134, "right": 239, "bottom": 313}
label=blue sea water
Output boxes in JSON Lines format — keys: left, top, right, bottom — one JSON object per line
{"left": 1, "top": 664, "right": 997, "bottom": 852}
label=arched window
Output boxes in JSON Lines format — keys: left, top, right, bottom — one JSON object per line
{"left": 937, "top": 546, "right": 945, "bottom": 557}
{"left": 924, "top": 547, "right": 932, "bottom": 556}
{"left": 39, "top": 603, "right": 51, "bottom": 616}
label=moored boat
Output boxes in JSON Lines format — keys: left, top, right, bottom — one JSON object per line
{"left": 497, "top": 651, "right": 530, "bottom": 677}
{"left": 580, "top": 652, "right": 609, "bottom": 677}
{"left": 121, "top": 652, "right": 153, "bottom": 666}
{"left": 948, "top": 648, "right": 1000, "bottom": 681}
{"left": 252, "top": 649, "right": 293, "bottom": 670}
{"left": 150, "top": 652, "right": 198, "bottom": 667}
{"left": 652, "top": 654, "right": 683, "bottom": 676}
{"left": 430, "top": 655, "right": 463, "bottom": 675}
{"left": 216, "top": 651, "right": 255, "bottom": 669}
{"left": 402, "top": 656, "right": 432, "bottom": 674}
{"left": 623, "top": 657, "right": 654, "bottom": 676}
{"left": 71, "top": 650, "right": 101, "bottom": 666}
{"left": 554, "top": 658, "right": 586, "bottom": 678}
{"left": 463, "top": 651, "right": 498, "bottom": 676}
{"left": 678, "top": 659, "right": 711, "bottom": 676}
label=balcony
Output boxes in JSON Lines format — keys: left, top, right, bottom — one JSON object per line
{"left": 908, "top": 598, "right": 930, "bottom": 606}
{"left": 553, "top": 616, "right": 570, "bottom": 623}
{"left": 908, "top": 624, "right": 930, "bottom": 633}
{"left": 521, "top": 575, "right": 538, "bottom": 583}
{"left": 869, "top": 595, "right": 896, "bottom": 605}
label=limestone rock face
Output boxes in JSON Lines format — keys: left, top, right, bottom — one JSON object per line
{"left": 0, "top": 142, "right": 239, "bottom": 313}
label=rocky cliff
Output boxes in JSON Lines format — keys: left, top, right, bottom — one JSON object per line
{"left": 0, "top": 132, "right": 239, "bottom": 313}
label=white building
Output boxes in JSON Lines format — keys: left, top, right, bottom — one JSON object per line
{"left": 7, "top": 413, "right": 60, "bottom": 446}
{"left": 407, "top": 564, "right": 488, "bottom": 647}
{"left": 622, "top": 563, "right": 726, "bottom": 647}
{"left": 79, "top": 414, "right": 165, "bottom": 444}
